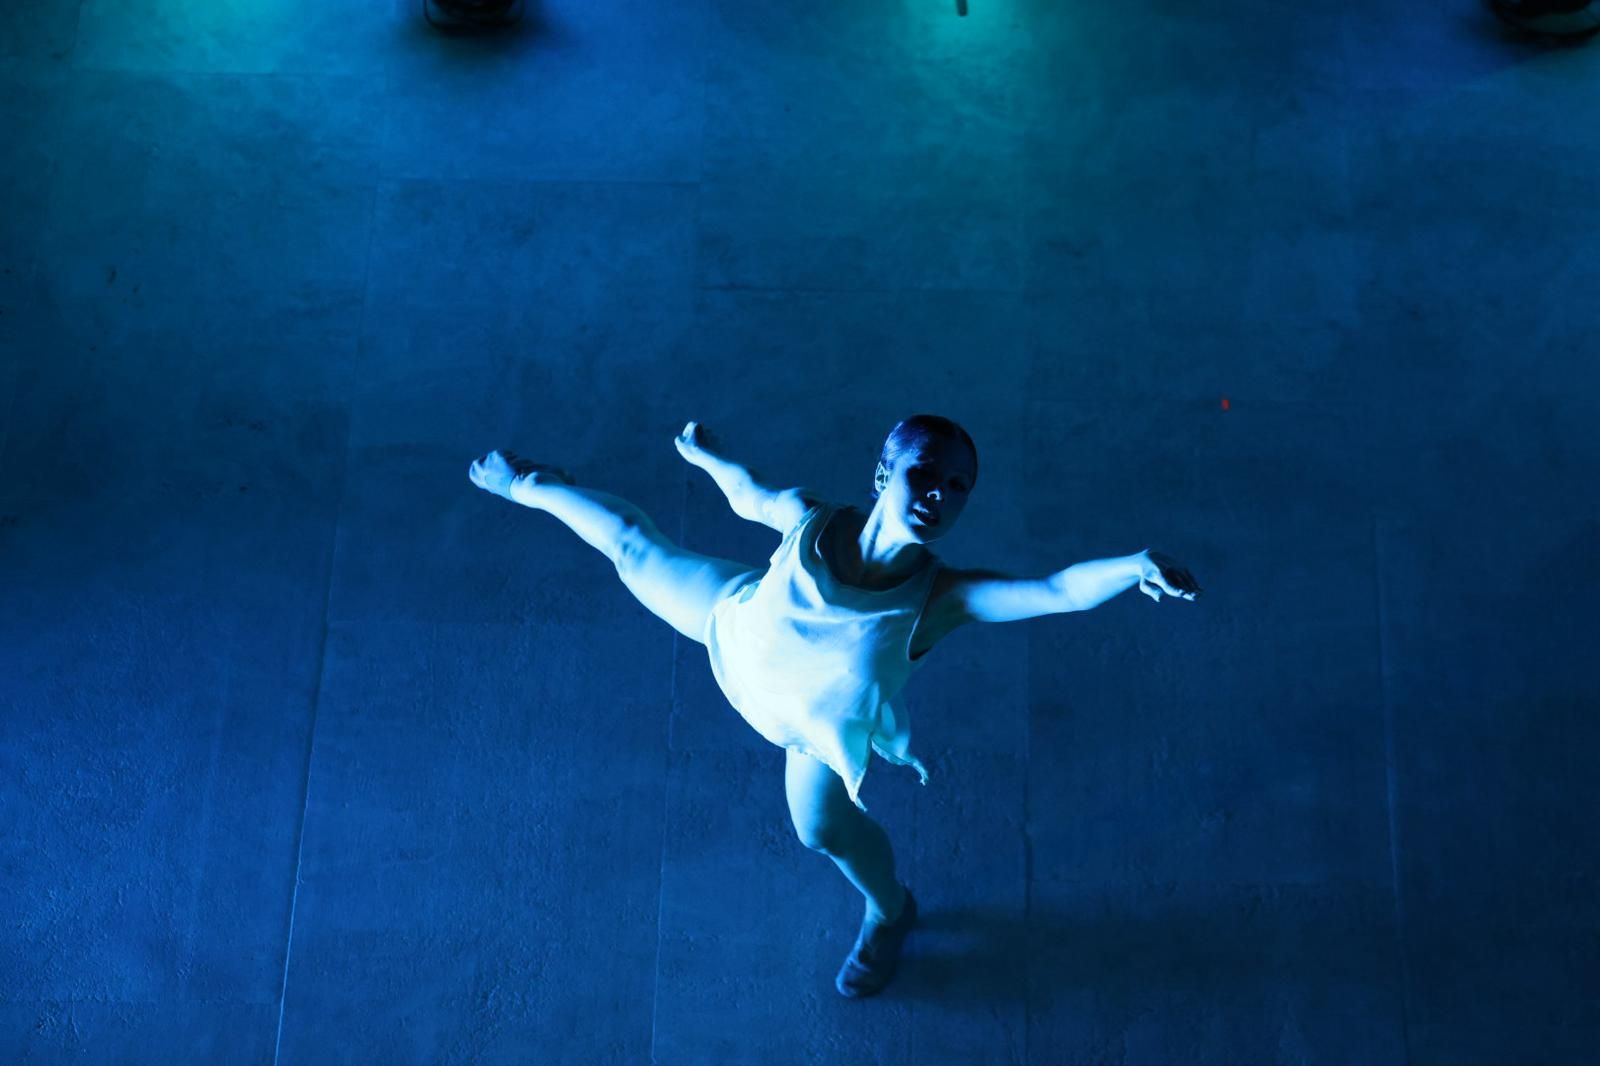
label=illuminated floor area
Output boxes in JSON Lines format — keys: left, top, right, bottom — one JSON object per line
{"left": 2, "top": 1, "right": 1597, "bottom": 1063}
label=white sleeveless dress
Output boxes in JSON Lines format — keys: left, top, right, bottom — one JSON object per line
{"left": 702, "top": 502, "right": 939, "bottom": 811}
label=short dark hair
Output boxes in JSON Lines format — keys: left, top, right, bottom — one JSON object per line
{"left": 872, "top": 414, "right": 979, "bottom": 499}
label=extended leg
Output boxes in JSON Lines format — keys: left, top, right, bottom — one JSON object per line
{"left": 509, "top": 471, "right": 759, "bottom": 645}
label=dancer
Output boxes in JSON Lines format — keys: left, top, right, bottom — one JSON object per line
{"left": 468, "top": 415, "right": 1202, "bottom": 998}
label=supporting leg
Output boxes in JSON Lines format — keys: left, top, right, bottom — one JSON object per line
{"left": 820, "top": 815, "right": 909, "bottom": 926}
{"left": 786, "top": 749, "right": 919, "bottom": 997}
{"left": 785, "top": 748, "right": 908, "bottom": 924}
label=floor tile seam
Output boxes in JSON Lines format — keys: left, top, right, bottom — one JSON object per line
{"left": 270, "top": 157, "right": 376, "bottom": 1066}
{"left": 648, "top": 472, "right": 688, "bottom": 1065}
{"left": 697, "top": 282, "right": 1024, "bottom": 297}
{"left": 378, "top": 173, "right": 701, "bottom": 191}
{"left": 1373, "top": 510, "right": 1414, "bottom": 1066}
{"left": 1023, "top": 626, "right": 1033, "bottom": 1066}
{"left": 0, "top": 355, "right": 17, "bottom": 473}
{"left": 0, "top": 995, "right": 282, "bottom": 1008}
{"left": 267, "top": 456, "right": 340, "bottom": 1066}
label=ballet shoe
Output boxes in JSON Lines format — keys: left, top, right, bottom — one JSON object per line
{"left": 834, "top": 885, "right": 917, "bottom": 999}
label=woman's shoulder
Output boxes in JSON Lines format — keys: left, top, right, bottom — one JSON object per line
{"left": 759, "top": 491, "right": 831, "bottom": 538}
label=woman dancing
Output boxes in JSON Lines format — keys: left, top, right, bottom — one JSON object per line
{"left": 468, "top": 414, "right": 1202, "bottom": 998}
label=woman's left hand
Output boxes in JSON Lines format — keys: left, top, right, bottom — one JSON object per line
{"left": 1138, "top": 550, "right": 1203, "bottom": 603}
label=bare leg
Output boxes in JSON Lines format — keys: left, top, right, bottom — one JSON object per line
{"left": 785, "top": 748, "right": 908, "bottom": 924}
{"left": 505, "top": 469, "right": 759, "bottom": 645}
{"left": 826, "top": 818, "right": 908, "bottom": 927}
{"left": 511, "top": 477, "right": 644, "bottom": 561}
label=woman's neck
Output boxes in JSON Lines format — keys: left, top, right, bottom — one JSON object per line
{"left": 850, "top": 504, "right": 925, "bottom": 584}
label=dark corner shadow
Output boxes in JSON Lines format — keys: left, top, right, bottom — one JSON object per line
{"left": 1344, "top": 3, "right": 1600, "bottom": 124}
{"left": 1465, "top": 2, "right": 1600, "bottom": 51}
{"left": 395, "top": 1, "right": 559, "bottom": 61}
{"left": 893, "top": 894, "right": 1389, "bottom": 1008}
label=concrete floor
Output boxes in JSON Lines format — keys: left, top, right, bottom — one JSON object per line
{"left": 3, "top": 1, "right": 1598, "bottom": 1063}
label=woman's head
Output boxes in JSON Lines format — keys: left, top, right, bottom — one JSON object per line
{"left": 871, "top": 415, "right": 978, "bottom": 541}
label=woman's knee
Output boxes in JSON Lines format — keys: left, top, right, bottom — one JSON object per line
{"left": 611, "top": 512, "right": 663, "bottom": 572}
{"left": 791, "top": 809, "right": 852, "bottom": 854}
{"left": 785, "top": 749, "right": 859, "bottom": 853}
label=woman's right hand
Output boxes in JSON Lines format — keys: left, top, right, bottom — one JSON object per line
{"left": 1137, "top": 550, "right": 1203, "bottom": 603}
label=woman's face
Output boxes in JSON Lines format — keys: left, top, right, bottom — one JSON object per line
{"left": 876, "top": 437, "right": 977, "bottom": 542}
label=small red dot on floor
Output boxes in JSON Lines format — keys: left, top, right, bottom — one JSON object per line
{"left": 1221, "top": 397, "right": 1231, "bottom": 410}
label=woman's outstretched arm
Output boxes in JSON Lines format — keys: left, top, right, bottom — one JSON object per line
{"left": 673, "top": 421, "right": 820, "bottom": 533}
{"left": 949, "top": 551, "right": 1202, "bottom": 625}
